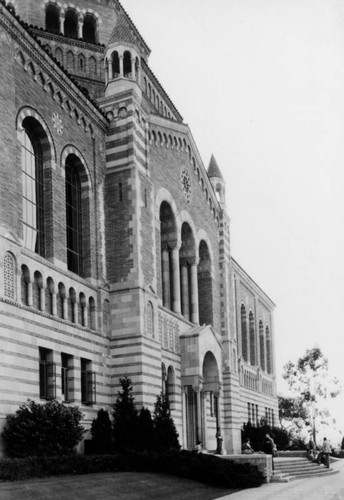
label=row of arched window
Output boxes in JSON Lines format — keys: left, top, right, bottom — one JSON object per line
{"left": 19, "top": 111, "right": 91, "bottom": 278}
{"left": 105, "top": 50, "right": 139, "bottom": 81}
{"left": 2, "top": 252, "right": 101, "bottom": 330}
{"left": 240, "top": 304, "right": 272, "bottom": 374}
{"left": 159, "top": 201, "right": 214, "bottom": 326}
{"left": 143, "top": 76, "right": 173, "bottom": 119}
{"left": 45, "top": 3, "right": 99, "bottom": 44}
{"left": 54, "top": 47, "right": 101, "bottom": 77}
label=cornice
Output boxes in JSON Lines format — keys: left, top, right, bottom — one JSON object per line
{"left": 30, "top": 28, "right": 105, "bottom": 54}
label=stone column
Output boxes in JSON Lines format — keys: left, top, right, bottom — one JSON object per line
{"left": 182, "top": 386, "right": 188, "bottom": 449}
{"left": 190, "top": 262, "right": 199, "bottom": 323}
{"left": 180, "top": 263, "right": 189, "bottom": 320}
{"left": 39, "top": 286, "right": 45, "bottom": 312}
{"left": 27, "top": 281, "right": 33, "bottom": 307}
{"left": 131, "top": 58, "right": 136, "bottom": 79}
{"left": 161, "top": 247, "right": 170, "bottom": 309}
{"left": 171, "top": 247, "right": 181, "bottom": 314}
{"left": 60, "top": 13, "right": 65, "bottom": 35}
{"left": 78, "top": 14, "right": 83, "bottom": 39}
{"left": 194, "top": 380, "right": 203, "bottom": 444}
{"left": 108, "top": 57, "right": 113, "bottom": 81}
{"left": 119, "top": 55, "right": 124, "bottom": 77}
{"left": 51, "top": 291, "right": 57, "bottom": 316}
{"left": 62, "top": 296, "right": 68, "bottom": 320}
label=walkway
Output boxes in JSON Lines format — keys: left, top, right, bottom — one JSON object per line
{"left": 216, "top": 458, "right": 344, "bottom": 500}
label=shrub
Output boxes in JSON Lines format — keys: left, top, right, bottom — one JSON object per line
{"left": 90, "top": 409, "right": 113, "bottom": 454}
{"left": 153, "top": 393, "right": 180, "bottom": 451}
{"left": 0, "top": 450, "right": 264, "bottom": 488}
{"left": 1, "top": 400, "right": 85, "bottom": 458}
{"left": 112, "top": 376, "right": 139, "bottom": 451}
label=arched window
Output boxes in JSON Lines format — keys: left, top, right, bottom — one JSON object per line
{"left": 65, "top": 156, "right": 83, "bottom": 276}
{"left": 102, "top": 299, "right": 109, "bottom": 333}
{"left": 55, "top": 47, "right": 63, "bottom": 65}
{"left": 241, "top": 305, "right": 248, "bottom": 362}
{"left": 80, "top": 293, "right": 87, "bottom": 326}
{"left": 123, "top": 51, "right": 132, "bottom": 77}
{"left": 64, "top": 9, "right": 78, "bottom": 38}
{"left": 83, "top": 13, "right": 97, "bottom": 43}
{"left": 45, "top": 3, "right": 60, "bottom": 33}
{"left": 112, "top": 51, "right": 119, "bottom": 78}
{"left": 21, "top": 120, "right": 45, "bottom": 256}
{"left": 57, "top": 282, "right": 65, "bottom": 319}
{"left": 45, "top": 277, "right": 54, "bottom": 315}
{"left": 4, "top": 253, "right": 16, "bottom": 300}
{"left": 166, "top": 366, "right": 175, "bottom": 405}
{"left": 68, "top": 287, "right": 76, "bottom": 323}
{"left": 21, "top": 265, "right": 30, "bottom": 306}
{"left": 67, "top": 51, "right": 75, "bottom": 71}
{"left": 89, "top": 56, "right": 97, "bottom": 76}
{"left": 198, "top": 240, "right": 213, "bottom": 326}
{"left": 89, "top": 297, "right": 96, "bottom": 330}
{"left": 249, "top": 311, "right": 256, "bottom": 365}
{"left": 266, "top": 326, "right": 272, "bottom": 374}
{"left": 78, "top": 54, "right": 85, "bottom": 72}
{"left": 259, "top": 320, "right": 266, "bottom": 371}
{"left": 33, "top": 271, "right": 43, "bottom": 310}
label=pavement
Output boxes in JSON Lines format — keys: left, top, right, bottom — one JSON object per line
{"left": 216, "top": 458, "right": 344, "bottom": 500}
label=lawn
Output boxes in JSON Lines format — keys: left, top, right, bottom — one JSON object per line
{"left": 0, "top": 471, "right": 238, "bottom": 500}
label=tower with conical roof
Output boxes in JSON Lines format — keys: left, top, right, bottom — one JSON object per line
{"left": 208, "top": 154, "right": 226, "bottom": 208}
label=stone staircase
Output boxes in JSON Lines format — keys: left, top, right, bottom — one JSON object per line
{"left": 271, "top": 457, "right": 338, "bottom": 483}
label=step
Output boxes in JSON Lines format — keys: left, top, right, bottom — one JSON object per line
{"left": 272, "top": 466, "right": 338, "bottom": 482}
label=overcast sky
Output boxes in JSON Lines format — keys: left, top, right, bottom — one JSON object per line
{"left": 120, "top": 0, "right": 344, "bottom": 442}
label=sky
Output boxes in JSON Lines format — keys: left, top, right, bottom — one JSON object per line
{"left": 120, "top": 0, "right": 344, "bottom": 443}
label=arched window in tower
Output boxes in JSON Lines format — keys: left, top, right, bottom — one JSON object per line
{"left": 4, "top": 252, "right": 16, "bottom": 300}
{"left": 249, "top": 311, "right": 256, "bottom": 365}
{"left": 64, "top": 9, "right": 78, "bottom": 39}
{"left": 45, "top": 277, "right": 55, "bottom": 315}
{"left": 33, "top": 271, "right": 43, "bottom": 310}
{"left": 45, "top": 3, "right": 60, "bottom": 33}
{"left": 82, "top": 13, "right": 97, "bottom": 43}
{"left": 198, "top": 240, "right": 213, "bottom": 326}
{"left": 65, "top": 156, "right": 83, "bottom": 276}
{"left": 241, "top": 305, "right": 248, "bottom": 362}
{"left": 266, "top": 326, "right": 272, "bottom": 374}
{"left": 21, "top": 265, "right": 30, "bottom": 306}
{"left": 112, "top": 51, "right": 120, "bottom": 78}
{"left": 135, "top": 57, "right": 139, "bottom": 80}
{"left": 259, "top": 320, "right": 266, "bottom": 371}
{"left": 89, "top": 56, "right": 97, "bottom": 76}
{"left": 166, "top": 366, "right": 175, "bottom": 407}
{"left": 123, "top": 51, "right": 132, "bottom": 77}
{"left": 21, "top": 120, "right": 45, "bottom": 256}
{"left": 55, "top": 47, "right": 63, "bottom": 65}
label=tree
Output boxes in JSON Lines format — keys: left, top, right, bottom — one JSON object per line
{"left": 1, "top": 399, "right": 85, "bottom": 458}
{"left": 112, "top": 376, "right": 139, "bottom": 451}
{"left": 341, "top": 436, "right": 344, "bottom": 451}
{"left": 91, "top": 408, "right": 113, "bottom": 454}
{"left": 278, "top": 395, "right": 310, "bottom": 436}
{"left": 283, "top": 347, "right": 341, "bottom": 445}
{"left": 137, "top": 407, "right": 154, "bottom": 451}
{"left": 153, "top": 392, "right": 180, "bottom": 451}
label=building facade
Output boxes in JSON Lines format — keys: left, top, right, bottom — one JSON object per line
{"left": 0, "top": 0, "right": 278, "bottom": 455}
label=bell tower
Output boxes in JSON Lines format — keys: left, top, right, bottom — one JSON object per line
{"left": 208, "top": 154, "right": 226, "bottom": 209}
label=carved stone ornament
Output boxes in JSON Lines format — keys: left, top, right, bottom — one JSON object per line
{"left": 180, "top": 168, "right": 191, "bottom": 203}
{"left": 52, "top": 112, "right": 63, "bottom": 135}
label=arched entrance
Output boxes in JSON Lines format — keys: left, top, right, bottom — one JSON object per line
{"left": 180, "top": 326, "right": 222, "bottom": 451}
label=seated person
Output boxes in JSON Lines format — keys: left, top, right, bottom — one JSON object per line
{"left": 242, "top": 438, "right": 254, "bottom": 454}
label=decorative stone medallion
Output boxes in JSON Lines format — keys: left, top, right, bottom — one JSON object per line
{"left": 180, "top": 168, "right": 191, "bottom": 203}
{"left": 52, "top": 112, "right": 63, "bottom": 135}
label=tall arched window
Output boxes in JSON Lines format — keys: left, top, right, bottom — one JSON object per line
{"left": 259, "top": 320, "right": 266, "bottom": 371}
{"left": 249, "top": 311, "right": 256, "bottom": 366}
{"left": 67, "top": 51, "right": 75, "bottom": 71}
{"left": 198, "top": 240, "right": 213, "bottom": 326}
{"left": 21, "top": 121, "right": 45, "bottom": 256}
{"left": 64, "top": 9, "right": 78, "bottom": 38}
{"left": 266, "top": 326, "right": 272, "bottom": 374}
{"left": 45, "top": 3, "right": 60, "bottom": 33}
{"left": 83, "top": 13, "right": 97, "bottom": 43}
{"left": 65, "top": 156, "right": 83, "bottom": 276}
{"left": 241, "top": 305, "right": 248, "bottom": 362}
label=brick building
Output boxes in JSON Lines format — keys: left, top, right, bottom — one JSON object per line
{"left": 0, "top": 0, "right": 278, "bottom": 455}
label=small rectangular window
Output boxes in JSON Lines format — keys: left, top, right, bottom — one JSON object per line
{"left": 81, "top": 358, "right": 96, "bottom": 405}
{"left": 39, "top": 347, "right": 56, "bottom": 399}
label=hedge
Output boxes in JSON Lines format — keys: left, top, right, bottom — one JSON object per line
{"left": 0, "top": 450, "right": 264, "bottom": 489}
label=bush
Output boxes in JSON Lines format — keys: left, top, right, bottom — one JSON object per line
{"left": 1, "top": 400, "right": 85, "bottom": 458}
{"left": 153, "top": 393, "right": 180, "bottom": 451}
{"left": 0, "top": 450, "right": 264, "bottom": 488}
{"left": 242, "top": 420, "right": 292, "bottom": 451}
{"left": 90, "top": 409, "right": 113, "bottom": 454}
